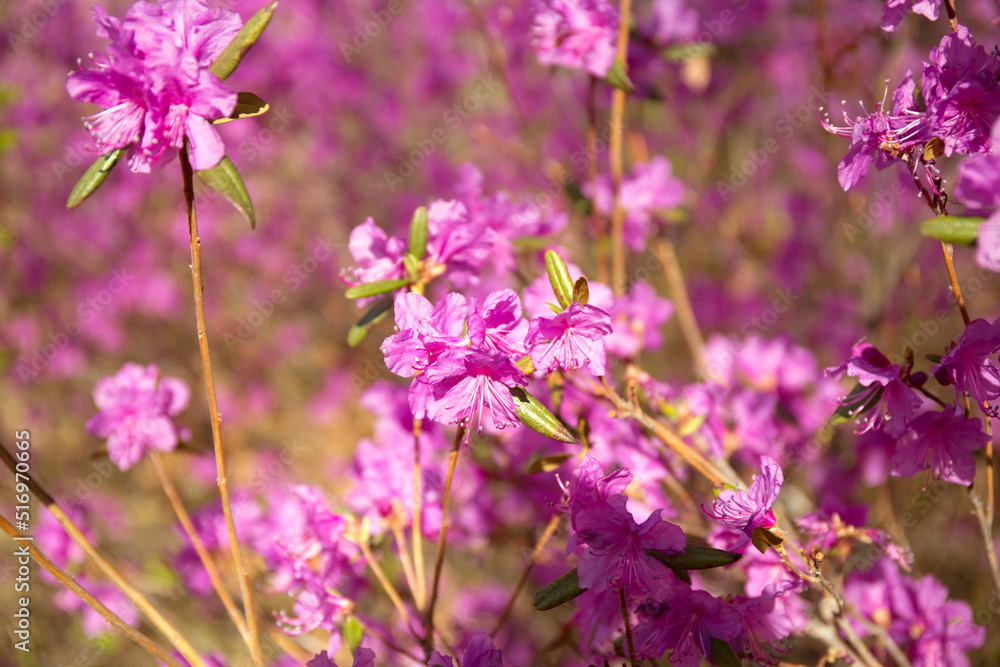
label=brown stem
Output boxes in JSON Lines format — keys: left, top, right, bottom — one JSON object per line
{"left": 424, "top": 426, "right": 465, "bottom": 656}
{"left": 945, "top": 0, "right": 958, "bottom": 31}
{"left": 609, "top": 0, "right": 633, "bottom": 295}
{"left": 968, "top": 486, "right": 1000, "bottom": 601}
{"left": 0, "top": 443, "right": 206, "bottom": 666}
{"left": 598, "top": 378, "right": 728, "bottom": 485}
{"left": 358, "top": 524, "right": 412, "bottom": 629}
{"left": 587, "top": 76, "right": 609, "bottom": 285}
{"left": 0, "top": 512, "right": 180, "bottom": 666}
{"left": 940, "top": 242, "right": 971, "bottom": 326}
{"left": 150, "top": 452, "right": 249, "bottom": 643}
{"left": 179, "top": 146, "right": 264, "bottom": 667}
{"left": 412, "top": 418, "right": 427, "bottom": 611}
{"left": 490, "top": 514, "right": 561, "bottom": 637}
{"left": 654, "top": 239, "right": 707, "bottom": 374}
{"left": 391, "top": 514, "right": 419, "bottom": 610}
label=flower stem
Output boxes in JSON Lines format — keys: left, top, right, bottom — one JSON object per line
{"left": 180, "top": 146, "right": 264, "bottom": 667}
{"left": 358, "top": 523, "right": 413, "bottom": 629}
{"left": 619, "top": 587, "right": 636, "bottom": 667}
{"left": 609, "top": 0, "right": 633, "bottom": 296}
{"left": 0, "top": 442, "right": 206, "bottom": 667}
{"left": 424, "top": 425, "right": 465, "bottom": 656}
{"left": 150, "top": 452, "right": 249, "bottom": 643}
{"left": 587, "top": 75, "right": 609, "bottom": 285}
{"left": 0, "top": 512, "right": 180, "bottom": 665}
{"left": 490, "top": 513, "right": 561, "bottom": 637}
{"left": 940, "top": 241, "right": 971, "bottom": 326}
{"left": 654, "top": 239, "right": 707, "bottom": 375}
{"left": 412, "top": 418, "right": 427, "bottom": 611}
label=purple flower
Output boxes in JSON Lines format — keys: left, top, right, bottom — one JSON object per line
{"left": 825, "top": 342, "right": 923, "bottom": 436}
{"left": 382, "top": 292, "right": 468, "bottom": 382}
{"left": 587, "top": 157, "right": 684, "bottom": 251}
{"left": 425, "top": 199, "right": 496, "bottom": 288}
{"left": 922, "top": 26, "right": 1000, "bottom": 157}
{"left": 889, "top": 574, "right": 985, "bottom": 667}
{"left": 932, "top": 318, "right": 1000, "bottom": 408}
{"left": 527, "top": 301, "right": 613, "bottom": 376}
{"left": 881, "top": 0, "right": 941, "bottom": 32}
{"left": 66, "top": 0, "right": 241, "bottom": 172}
{"left": 731, "top": 581, "right": 805, "bottom": 664}
{"left": 567, "top": 456, "right": 685, "bottom": 596}
{"left": 340, "top": 218, "right": 406, "bottom": 294}
{"left": 892, "top": 411, "right": 987, "bottom": 485}
{"left": 467, "top": 289, "right": 529, "bottom": 357}
{"left": 530, "top": 0, "right": 618, "bottom": 77}
{"left": 820, "top": 73, "right": 929, "bottom": 190}
{"left": 429, "top": 634, "right": 504, "bottom": 667}
{"left": 705, "top": 455, "right": 783, "bottom": 550}
{"left": 423, "top": 347, "right": 527, "bottom": 433}
{"left": 85, "top": 362, "right": 190, "bottom": 471}
{"left": 306, "top": 648, "right": 375, "bottom": 667}
{"left": 632, "top": 588, "right": 742, "bottom": 664}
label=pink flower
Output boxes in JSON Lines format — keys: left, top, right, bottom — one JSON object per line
{"left": 66, "top": 0, "right": 241, "bottom": 172}
{"left": 85, "top": 362, "right": 190, "bottom": 470}
{"left": 423, "top": 348, "right": 527, "bottom": 433}
{"left": 633, "top": 588, "right": 742, "bottom": 664}
{"left": 706, "top": 455, "right": 783, "bottom": 550}
{"left": 531, "top": 0, "right": 618, "bottom": 77}
{"left": 825, "top": 342, "right": 923, "bottom": 436}
{"left": 931, "top": 318, "right": 1000, "bottom": 409}
{"left": 527, "top": 301, "right": 613, "bottom": 376}
{"left": 892, "top": 411, "right": 987, "bottom": 485}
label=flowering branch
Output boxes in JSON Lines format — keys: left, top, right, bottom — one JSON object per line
{"left": 608, "top": 0, "right": 632, "bottom": 295}
{"left": 0, "top": 512, "right": 180, "bottom": 666}
{"left": 0, "top": 442, "right": 206, "bottom": 666}
{"left": 179, "top": 145, "right": 264, "bottom": 667}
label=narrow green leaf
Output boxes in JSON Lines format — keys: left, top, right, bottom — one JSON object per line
{"left": 661, "top": 42, "right": 717, "bottom": 62}
{"left": 829, "top": 382, "right": 883, "bottom": 427}
{"left": 532, "top": 568, "right": 584, "bottom": 610}
{"left": 920, "top": 215, "right": 985, "bottom": 246}
{"left": 511, "top": 387, "right": 577, "bottom": 444}
{"left": 67, "top": 149, "right": 124, "bottom": 209}
{"left": 646, "top": 545, "right": 741, "bottom": 570}
{"left": 573, "top": 276, "right": 590, "bottom": 306}
{"left": 751, "top": 526, "right": 784, "bottom": 554}
{"left": 342, "top": 616, "right": 363, "bottom": 654}
{"left": 677, "top": 414, "right": 706, "bottom": 437}
{"left": 210, "top": 1, "right": 278, "bottom": 81}
{"left": 710, "top": 638, "right": 742, "bottom": 667}
{"left": 544, "top": 250, "right": 574, "bottom": 310}
{"left": 345, "top": 278, "right": 409, "bottom": 300}
{"left": 403, "top": 253, "right": 420, "bottom": 281}
{"left": 347, "top": 295, "right": 394, "bottom": 347}
{"left": 604, "top": 56, "right": 634, "bottom": 93}
{"left": 213, "top": 92, "right": 270, "bottom": 124}
{"left": 408, "top": 206, "right": 428, "bottom": 260}
{"left": 525, "top": 453, "right": 573, "bottom": 474}
{"left": 196, "top": 155, "right": 256, "bottom": 229}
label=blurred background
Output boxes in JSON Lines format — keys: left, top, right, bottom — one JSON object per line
{"left": 3, "top": 0, "right": 1000, "bottom": 664}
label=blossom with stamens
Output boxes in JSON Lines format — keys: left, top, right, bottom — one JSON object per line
{"left": 527, "top": 301, "right": 613, "bottom": 376}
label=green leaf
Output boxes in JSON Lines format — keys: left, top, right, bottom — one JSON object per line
{"left": 525, "top": 452, "right": 573, "bottom": 474}
{"left": 408, "top": 206, "right": 428, "bottom": 260}
{"left": 515, "top": 355, "right": 536, "bottom": 375}
{"left": 345, "top": 278, "right": 409, "bottom": 300}
{"left": 67, "top": 149, "right": 124, "bottom": 209}
{"left": 213, "top": 92, "right": 270, "bottom": 124}
{"left": 544, "top": 250, "right": 575, "bottom": 310}
{"left": 661, "top": 42, "right": 717, "bottom": 62}
{"left": 646, "top": 545, "right": 741, "bottom": 570}
{"left": 604, "top": 56, "right": 634, "bottom": 93}
{"left": 677, "top": 414, "right": 706, "bottom": 437}
{"left": 751, "top": 526, "right": 784, "bottom": 554}
{"left": 347, "top": 295, "right": 394, "bottom": 347}
{"left": 573, "top": 277, "right": 589, "bottom": 306}
{"left": 511, "top": 387, "right": 577, "bottom": 444}
{"left": 829, "top": 382, "right": 883, "bottom": 427}
{"left": 920, "top": 215, "right": 985, "bottom": 246}
{"left": 196, "top": 155, "right": 256, "bottom": 229}
{"left": 210, "top": 1, "right": 278, "bottom": 81}
{"left": 403, "top": 253, "right": 420, "bottom": 281}
{"left": 532, "top": 568, "right": 584, "bottom": 610}
{"left": 342, "top": 616, "right": 363, "bottom": 654}
{"left": 710, "top": 638, "right": 742, "bottom": 667}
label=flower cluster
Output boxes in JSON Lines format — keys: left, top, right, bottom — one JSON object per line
{"left": 66, "top": 0, "right": 243, "bottom": 172}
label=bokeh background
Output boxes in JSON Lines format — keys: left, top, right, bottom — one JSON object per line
{"left": 3, "top": 0, "right": 1000, "bottom": 664}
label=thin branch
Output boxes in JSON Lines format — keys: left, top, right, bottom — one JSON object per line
{"left": 0, "top": 442, "right": 207, "bottom": 667}
{"left": 424, "top": 426, "right": 465, "bottom": 657}
{"left": 150, "top": 452, "right": 248, "bottom": 642}
{"left": 619, "top": 587, "right": 637, "bottom": 667}
{"left": 0, "top": 512, "right": 180, "bottom": 666}
{"left": 940, "top": 242, "right": 971, "bottom": 326}
{"left": 358, "top": 526, "right": 413, "bottom": 630}
{"left": 608, "top": 0, "right": 633, "bottom": 295}
{"left": 412, "top": 418, "right": 427, "bottom": 611}
{"left": 491, "top": 513, "right": 561, "bottom": 637}
{"left": 180, "top": 146, "right": 264, "bottom": 667}
{"left": 653, "top": 239, "right": 707, "bottom": 375}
